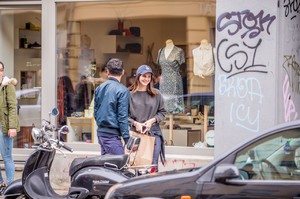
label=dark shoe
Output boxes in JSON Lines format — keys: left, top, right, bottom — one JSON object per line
{"left": 28, "top": 42, "right": 41, "bottom": 49}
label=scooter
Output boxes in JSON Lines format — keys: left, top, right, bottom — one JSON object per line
{"left": 69, "top": 134, "right": 155, "bottom": 199}
{"left": 3, "top": 108, "right": 155, "bottom": 199}
{"left": 3, "top": 108, "right": 89, "bottom": 199}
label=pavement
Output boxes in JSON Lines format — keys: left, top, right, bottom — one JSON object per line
{"left": 0, "top": 143, "right": 214, "bottom": 197}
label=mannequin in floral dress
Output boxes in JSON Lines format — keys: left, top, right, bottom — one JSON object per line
{"left": 156, "top": 39, "right": 185, "bottom": 114}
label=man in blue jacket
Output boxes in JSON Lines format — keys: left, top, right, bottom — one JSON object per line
{"left": 94, "top": 58, "right": 130, "bottom": 155}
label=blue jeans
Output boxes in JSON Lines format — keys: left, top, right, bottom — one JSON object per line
{"left": 152, "top": 134, "right": 162, "bottom": 171}
{"left": 0, "top": 128, "right": 15, "bottom": 185}
{"left": 98, "top": 135, "right": 125, "bottom": 155}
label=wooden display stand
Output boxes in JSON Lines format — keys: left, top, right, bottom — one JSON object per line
{"left": 166, "top": 105, "right": 209, "bottom": 146}
{"left": 168, "top": 114, "right": 174, "bottom": 145}
{"left": 66, "top": 117, "right": 95, "bottom": 143}
{"left": 162, "top": 129, "right": 201, "bottom": 147}
{"left": 17, "top": 126, "right": 34, "bottom": 148}
{"left": 203, "top": 105, "right": 208, "bottom": 135}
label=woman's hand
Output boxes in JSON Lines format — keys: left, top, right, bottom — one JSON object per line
{"left": 134, "top": 121, "right": 146, "bottom": 134}
{"left": 143, "top": 118, "right": 156, "bottom": 132}
{"left": 8, "top": 129, "right": 17, "bottom": 138}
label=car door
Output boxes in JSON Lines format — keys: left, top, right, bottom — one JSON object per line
{"left": 200, "top": 128, "right": 300, "bottom": 199}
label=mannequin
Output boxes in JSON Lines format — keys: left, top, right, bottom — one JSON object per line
{"left": 164, "top": 39, "right": 174, "bottom": 58}
{"left": 192, "top": 39, "right": 214, "bottom": 78}
{"left": 157, "top": 39, "right": 185, "bottom": 145}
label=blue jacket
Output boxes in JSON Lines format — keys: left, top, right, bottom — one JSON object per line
{"left": 94, "top": 77, "right": 130, "bottom": 141}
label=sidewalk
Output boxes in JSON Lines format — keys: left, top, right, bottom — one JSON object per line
{"left": 1, "top": 144, "right": 214, "bottom": 196}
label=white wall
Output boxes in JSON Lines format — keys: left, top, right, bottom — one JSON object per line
{"left": 215, "top": 0, "right": 278, "bottom": 156}
{"left": 277, "top": 0, "right": 300, "bottom": 124}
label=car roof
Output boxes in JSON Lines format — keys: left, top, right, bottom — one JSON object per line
{"left": 16, "top": 87, "right": 41, "bottom": 99}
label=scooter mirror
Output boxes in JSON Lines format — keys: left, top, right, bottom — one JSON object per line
{"left": 51, "top": 108, "right": 59, "bottom": 116}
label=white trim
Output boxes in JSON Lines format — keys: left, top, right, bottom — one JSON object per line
{"left": 41, "top": 0, "right": 56, "bottom": 120}
{"left": 0, "top": 1, "right": 41, "bottom": 5}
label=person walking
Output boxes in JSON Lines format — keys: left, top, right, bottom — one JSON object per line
{"left": 128, "top": 64, "right": 166, "bottom": 172}
{"left": 0, "top": 61, "right": 20, "bottom": 191}
{"left": 94, "top": 58, "right": 130, "bottom": 155}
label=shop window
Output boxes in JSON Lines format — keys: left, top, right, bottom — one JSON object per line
{"left": 56, "top": 1, "right": 216, "bottom": 147}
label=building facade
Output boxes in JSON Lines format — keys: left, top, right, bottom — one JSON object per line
{"left": 1, "top": 0, "right": 299, "bottom": 158}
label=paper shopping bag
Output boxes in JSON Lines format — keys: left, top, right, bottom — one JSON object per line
{"left": 129, "top": 131, "right": 155, "bottom": 166}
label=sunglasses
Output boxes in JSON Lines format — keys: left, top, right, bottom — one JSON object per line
{"left": 0, "top": 68, "right": 3, "bottom": 72}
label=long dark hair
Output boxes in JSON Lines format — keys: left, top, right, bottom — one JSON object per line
{"left": 128, "top": 74, "right": 158, "bottom": 96}
{"left": 0, "top": 61, "right": 4, "bottom": 69}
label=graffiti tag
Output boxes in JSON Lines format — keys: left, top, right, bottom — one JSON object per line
{"left": 284, "top": 0, "right": 300, "bottom": 20}
{"left": 283, "top": 74, "right": 298, "bottom": 121}
{"left": 217, "top": 38, "right": 267, "bottom": 78}
{"left": 217, "top": 9, "right": 276, "bottom": 39}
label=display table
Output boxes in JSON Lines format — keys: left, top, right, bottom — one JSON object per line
{"left": 162, "top": 129, "right": 201, "bottom": 147}
{"left": 66, "top": 117, "right": 95, "bottom": 143}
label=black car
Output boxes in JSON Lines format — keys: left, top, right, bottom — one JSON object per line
{"left": 105, "top": 121, "right": 300, "bottom": 199}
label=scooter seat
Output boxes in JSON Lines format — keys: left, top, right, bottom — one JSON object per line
{"left": 69, "top": 154, "right": 129, "bottom": 176}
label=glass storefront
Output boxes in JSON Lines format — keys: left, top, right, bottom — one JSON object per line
{"left": 56, "top": 1, "right": 216, "bottom": 147}
{"left": 0, "top": 0, "right": 216, "bottom": 148}
{"left": 0, "top": 5, "right": 41, "bottom": 148}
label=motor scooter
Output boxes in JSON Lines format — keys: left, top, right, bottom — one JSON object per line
{"left": 3, "top": 108, "right": 155, "bottom": 199}
{"left": 3, "top": 108, "right": 89, "bottom": 199}
{"left": 69, "top": 133, "right": 155, "bottom": 199}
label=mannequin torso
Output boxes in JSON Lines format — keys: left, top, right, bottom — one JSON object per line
{"left": 164, "top": 39, "right": 174, "bottom": 59}
{"left": 192, "top": 39, "right": 214, "bottom": 77}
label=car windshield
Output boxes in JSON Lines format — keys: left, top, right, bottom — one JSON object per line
{"left": 234, "top": 128, "right": 300, "bottom": 180}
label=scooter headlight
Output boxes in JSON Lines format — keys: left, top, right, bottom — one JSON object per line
{"left": 31, "top": 127, "right": 42, "bottom": 143}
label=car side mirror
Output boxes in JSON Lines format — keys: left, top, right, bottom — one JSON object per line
{"left": 214, "top": 164, "right": 240, "bottom": 183}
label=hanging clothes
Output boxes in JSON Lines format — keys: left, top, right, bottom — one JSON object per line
{"left": 57, "top": 76, "right": 75, "bottom": 125}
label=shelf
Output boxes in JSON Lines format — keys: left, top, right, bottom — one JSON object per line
{"left": 100, "top": 35, "right": 143, "bottom": 54}
{"left": 15, "top": 48, "right": 41, "bottom": 50}
{"left": 19, "top": 29, "right": 41, "bottom": 49}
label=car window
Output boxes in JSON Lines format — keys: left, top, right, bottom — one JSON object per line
{"left": 234, "top": 128, "right": 300, "bottom": 181}
{"left": 17, "top": 87, "right": 42, "bottom": 127}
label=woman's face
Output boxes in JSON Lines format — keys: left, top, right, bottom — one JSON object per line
{"left": 139, "top": 73, "right": 152, "bottom": 87}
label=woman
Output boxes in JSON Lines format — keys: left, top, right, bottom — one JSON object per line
{"left": 0, "top": 61, "right": 19, "bottom": 191}
{"left": 128, "top": 64, "right": 166, "bottom": 171}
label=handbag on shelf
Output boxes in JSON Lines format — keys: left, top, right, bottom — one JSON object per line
{"left": 128, "top": 131, "right": 155, "bottom": 166}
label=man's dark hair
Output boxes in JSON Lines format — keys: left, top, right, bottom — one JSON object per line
{"left": 106, "top": 58, "right": 123, "bottom": 76}
{"left": 0, "top": 61, "right": 4, "bottom": 69}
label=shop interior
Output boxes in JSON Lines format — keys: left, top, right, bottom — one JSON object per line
{"left": 12, "top": 1, "right": 216, "bottom": 148}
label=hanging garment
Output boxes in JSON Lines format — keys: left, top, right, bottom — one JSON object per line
{"left": 192, "top": 43, "right": 215, "bottom": 77}
{"left": 157, "top": 46, "right": 185, "bottom": 114}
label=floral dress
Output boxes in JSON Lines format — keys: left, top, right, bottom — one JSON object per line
{"left": 157, "top": 46, "right": 185, "bottom": 114}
